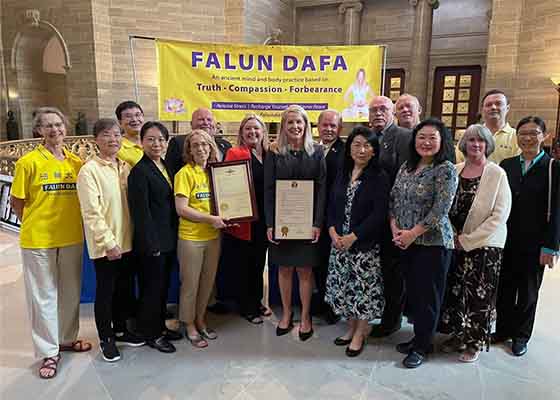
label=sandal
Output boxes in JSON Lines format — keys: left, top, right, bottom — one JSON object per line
{"left": 187, "top": 334, "right": 208, "bottom": 349}
{"left": 459, "top": 348, "right": 480, "bottom": 363}
{"left": 200, "top": 328, "right": 218, "bottom": 340}
{"left": 39, "top": 355, "right": 61, "bottom": 379}
{"left": 260, "top": 305, "right": 272, "bottom": 317}
{"left": 59, "top": 339, "right": 92, "bottom": 353}
{"left": 243, "top": 314, "right": 264, "bottom": 325}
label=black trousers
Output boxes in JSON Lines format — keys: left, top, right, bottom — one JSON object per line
{"left": 400, "top": 244, "right": 452, "bottom": 353}
{"left": 495, "top": 249, "right": 545, "bottom": 343}
{"left": 93, "top": 253, "right": 134, "bottom": 340}
{"left": 231, "top": 235, "right": 267, "bottom": 316}
{"left": 136, "top": 251, "right": 176, "bottom": 340}
{"left": 379, "top": 232, "right": 405, "bottom": 328}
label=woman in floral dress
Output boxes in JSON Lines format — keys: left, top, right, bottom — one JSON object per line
{"left": 325, "top": 126, "right": 390, "bottom": 357}
{"left": 439, "top": 124, "right": 511, "bottom": 362}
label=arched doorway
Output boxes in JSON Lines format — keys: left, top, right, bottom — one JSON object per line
{"left": 9, "top": 12, "right": 71, "bottom": 139}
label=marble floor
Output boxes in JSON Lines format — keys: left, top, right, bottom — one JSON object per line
{"left": 1, "top": 229, "right": 560, "bottom": 400}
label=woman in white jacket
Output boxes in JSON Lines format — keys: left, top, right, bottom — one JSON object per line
{"left": 439, "top": 124, "right": 512, "bottom": 362}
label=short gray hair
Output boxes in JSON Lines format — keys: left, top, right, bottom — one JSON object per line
{"left": 458, "top": 124, "right": 496, "bottom": 158}
{"left": 32, "top": 107, "right": 69, "bottom": 137}
{"left": 317, "top": 109, "right": 343, "bottom": 126}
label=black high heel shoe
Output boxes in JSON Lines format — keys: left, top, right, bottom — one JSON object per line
{"left": 345, "top": 336, "right": 367, "bottom": 357}
{"left": 276, "top": 312, "right": 294, "bottom": 336}
{"left": 299, "top": 320, "right": 314, "bottom": 342}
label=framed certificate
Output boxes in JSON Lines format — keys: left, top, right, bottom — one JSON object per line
{"left": 208, "top": 160, "right": 258, "bottom": 223}
{"left": 275, "top": 180, "right": 314, "bottom": 240}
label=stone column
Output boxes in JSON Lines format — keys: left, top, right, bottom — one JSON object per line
{"left": 338, "top": 1, "right": 363, "bottom": 45}
{"left": 407, "top": 0, "right": 439, "bottom": 112}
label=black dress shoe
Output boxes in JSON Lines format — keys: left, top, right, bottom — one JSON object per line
{"left": 299, "top": 327, "right": 314, "bottom": 342}
{"left": 369, "top": 321, "right": 402, "bottom": 338}
{"left": 403, "top": 350, "right": 425, "bottom": 368}
{"left": 512, "top": 340, "right": 528, "bottom": 357}
{"left": 147, "top": 337, "right": 176, "bottom": 353}
{"left": 334, "top": 336, "right": 352, "bottom": 346}
{"left": 163, "top": 329, "right": 183, "bottom": 341}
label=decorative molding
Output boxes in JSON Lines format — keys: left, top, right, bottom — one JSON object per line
{"left": 338, "top": 1, "right": 363, "bottom": 15}
{"left": 410, "top": 0, "right": 439, "bottom": 8}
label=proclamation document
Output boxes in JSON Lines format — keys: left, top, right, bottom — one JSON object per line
{"left": 275, "top": 180, "right": 314, "bottom": 240}
{"left": 209, "top": 160, "right": 257, "bottom": 222}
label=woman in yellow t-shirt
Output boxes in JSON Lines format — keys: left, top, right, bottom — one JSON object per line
{"left": 10, "top": 107, "right": 91, "bottom": 379}
{"left": 174, "top": 129, "right": 227, "bottom": 348}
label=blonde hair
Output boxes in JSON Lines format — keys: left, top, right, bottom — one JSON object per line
{"left": 277, "top": 105, "right": 315, "bottom": 156}
{"left": 182, "top": 129, "right": 219, "bottom": 165}
{"left": 237, "top": 113, "right": 270, "bottom": 151}
{"left": 32, "top": 107, "right": 69, "bottom": 137}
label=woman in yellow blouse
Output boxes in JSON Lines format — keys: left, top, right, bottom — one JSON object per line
{"left": 175, "top": 129, "right": 227, "bottom": 348}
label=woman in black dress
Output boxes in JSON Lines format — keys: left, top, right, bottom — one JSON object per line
{"left": 264, "top": 105, "right": 326, "bottom": 341}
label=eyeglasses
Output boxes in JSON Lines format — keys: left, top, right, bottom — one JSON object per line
{"left": 144, "top": 137, "right": 167, "bottom": 144}
{"left": 40, "top": 122, "right": 64, "bottom": 130}
{"left": 351, "top": 142, "right": 373, "bottom": 151}
{"left": 517, "top": 131, "right": 542, "bottom": 138}
{"left": 121, "top": 112, "right": 143, "bottom": 120}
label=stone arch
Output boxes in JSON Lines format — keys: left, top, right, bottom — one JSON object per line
{"left": 8, "top": 11, "right": 71, "bottom": 138}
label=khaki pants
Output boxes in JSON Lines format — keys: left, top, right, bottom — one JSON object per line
{"left": 21, "top": 243, "right": 83, "bottom": 359}
{"left": 178, "top": 238, "right": 221, "bottom": 325}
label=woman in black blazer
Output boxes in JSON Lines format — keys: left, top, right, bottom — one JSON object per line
{"left": 324, "top": 126, "right": 390, "bottom": 357}
{"left": 128, "top": 121, "right": 182, "bottom": 353}
{"left": 495, "top": 116, "right": 560, "bottom": 357}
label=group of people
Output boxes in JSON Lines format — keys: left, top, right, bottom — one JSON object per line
{"left": 10, "top": 88, "right": 559, "bottom": 379}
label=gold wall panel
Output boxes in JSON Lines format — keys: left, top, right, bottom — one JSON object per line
{"left": 444, "top": 75, "right": 457, "bottom": 88}
{"left": 391, "top": 78, "right": 401, "bottom": 89}
{"left": 458, "top": 89, "right": 470, "bottom": 101}
{"left": 457, "top": 102, "right": 469, "bottom": 114}
{"left": 456, "top": 115, "right": 468, "bottom": 128}
{"left": 460, "top": 75, "right": 472, "bottom": 87}
{"left": 442, "top": 103, "right": 455, "bottom": 114}
{"left": 443, "top": 89, "right": 455, "bottom": 101}
{"left": 442, "top": 116, "right": 454, "bottom": 127}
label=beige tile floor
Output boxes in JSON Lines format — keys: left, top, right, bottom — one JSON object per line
{"left": 1, "top": 228, "right": 560, "bottom": 400}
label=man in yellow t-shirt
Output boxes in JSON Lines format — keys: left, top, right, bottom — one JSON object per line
{"left": 456, "top": 89, "right": 520, "bottom": 164}
{"left": 116, "top": 100, "right": 144, "bottom": 166}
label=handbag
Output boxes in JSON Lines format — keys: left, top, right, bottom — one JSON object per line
{"left": 546, "top": 159, "right": 559, "bottom": 268}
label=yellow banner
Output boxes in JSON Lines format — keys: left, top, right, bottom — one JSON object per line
{"left": 156, "top": 40, "right": 385, "bottom": 123}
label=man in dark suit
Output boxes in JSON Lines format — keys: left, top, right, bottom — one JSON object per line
{"left": 368, "top": 95, "right": 412, "bottom": 337}
{"left": 314, "top": 109, "right": 345, "bottom": 324}
{"left": 166, "top": 108, "right": 232, "bottom": 314}
{"left": 166, "top": 108, "right": 232, "bottom": 177}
